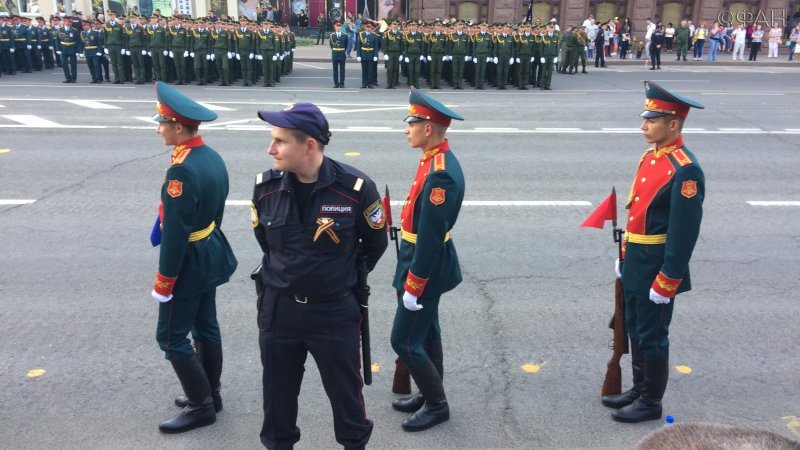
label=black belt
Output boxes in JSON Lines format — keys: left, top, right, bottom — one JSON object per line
{"left": 284, "top": 289, "right": 352, "bottom": 304}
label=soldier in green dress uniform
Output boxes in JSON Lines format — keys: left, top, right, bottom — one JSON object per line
{"left": 674, "top": 19, "right": 690, "bottom": 61}
{"left": 426, "top": 20, "right": 447, "bottom": 89}
{"left": 382, "top": 19, "right": 403, "bottom": 89}
{"left": 470, "top": 21, "right": 492, "bottom": 89}
{"left": 125, "top": 15, "right": 147, "bottom": 84}
{"left": 402, "top": 21, "right": 424, "bottom": 88}
{"left": 390, "top": 88, "right": 465, "bottom": 432}
{"left": 235, "top": 18, "right": 255, "bottom": 86}
{"left": 211, "top": 20, "right": 233, "bottom": 86}
{"left": 148, "top": 15, "right": 168, "bottom": 82}
{"left": 191, "top": 18, "right": 212, "bottom": 85}
{"left": 257, "top": 20, "right": 278, "bottom": 87}
{"left": 150, "top": 81, "right": 237, "bottom": 434}
{"left": 103, "top": 12, "right": 127, "bottom": 83}
{"left": 602, "top": 81, "right": 704, "bottom": 424}
{"left": 514, "top": 22, "right": 533, "bottom": 89}
{"left": 539, "top": 23, "right": 559, "bottom": 90}
{"left": 492, "top": 22, "right": 514, "bottom": 89}
{"left": 448, "top": 20, "right": 470, "bottom": 90}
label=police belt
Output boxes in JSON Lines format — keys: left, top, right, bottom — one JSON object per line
{"left": 624, "top": 231, "right": 667, "bottom": 245}
{"left": 283, "top": 289, "right": 352, "bottom": 304}
{"left": 401, "top": 229, "right": 451, "bottom": 245}
{"left": 188, "top": 221, "right": 215, "bottom": 242}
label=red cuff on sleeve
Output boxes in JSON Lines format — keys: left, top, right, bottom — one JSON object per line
{"left": 153, "top": 272, "right": 177, "bottom": 297}
{"left": 404, "top": 270, "right": 429, "bottom": 298}
{"left": 651, "top": 271, "right": 681, "bottom": 298}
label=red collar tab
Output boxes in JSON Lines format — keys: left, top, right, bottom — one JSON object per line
{"left": 643, "top": 98, "right": 690, "bottom": 118}
{"left": 422, "top": 140, "right": 450, "bottom": 161}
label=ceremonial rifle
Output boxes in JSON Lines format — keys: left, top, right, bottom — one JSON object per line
{"left": 384, "top": 186, "right": 412, "bottom": 394}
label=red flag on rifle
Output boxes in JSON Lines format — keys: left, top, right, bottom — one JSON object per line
{"left": 580, "top": 188, "right": 617, "bottom": 229}
{"left": 382, "top": 185, "right": 394, "bottom": 231}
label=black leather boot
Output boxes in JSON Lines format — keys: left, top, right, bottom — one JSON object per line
{"left": 602, "top": 340, "right": 643, "bottom": 408}
{"left": 392, "top": 391, "right": 425, "bottom": 412}
{"left": 175, "top": 341, "right": 223, "bottom": 412}
{"left": 612, "top": 358, "right": 668, "bottom": 423}
{"left": 401, "top": 360, "right": 449, "bottom": 432}
{"left": 159, "top": 356, "right": 216, "bottom": 433}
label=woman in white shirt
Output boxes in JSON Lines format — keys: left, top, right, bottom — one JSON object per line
{"left": 665, "top": 23, "right": 675, "bottom": 52}
{"left": 767, "top": 22, "right": 782, "bottom": 58}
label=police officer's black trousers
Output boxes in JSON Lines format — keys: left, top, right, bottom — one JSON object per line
{"left": 259, "top": 292, "right": 372, "bottom": 450}
{"left": 156, "top": 288, "right": 222, "bottom": 361}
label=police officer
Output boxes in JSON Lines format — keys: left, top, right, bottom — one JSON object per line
{"left": 602, "top": 81, "right": 704, "bottom": 423}
{"left": 150, "top": 81, "right": 238, "bottom": 433}
{"left": 253, "top": 102, "right": 388, "bottom": 449}
{"left": 390, "top": 88, "right": 465, "bottom": 432}
{"left": 325, "top": 20, "right": 346, "bottom": 88}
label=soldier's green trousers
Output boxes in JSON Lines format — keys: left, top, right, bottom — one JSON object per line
{"left": 260, "top": 53, "right": 275, "bottom": 86}
{"left": 406, "top": 55, "right": 421, "bottom": 87}
{"left": 130, "top": 48, "right": 145, "bottom": 82}
{"left": 151, "top": 48, "right": 166, "bottom": 81}
{"left": 173, "top": 51, "right": 188, "bottom": 83}
{"left": 540, "top": 57, "right": 555, "bottom": 88}
{"left": 390, "top": 291, "right": 442, "bottom": 370}
{"left": 214, "top": 50, "right": 230, "bottom": 84}
{"left": 429, "top": 52, "right": 444, "bottom": 88}
{"left": 474, "top": 55, "right": 488, "bottom": 86}
{"left": 624, "top": 288, "right": 674, "bottom": 361}
{"left": 675, "top": 41, "right": 687, "bottom": 60}
{"left": 194, "top": 52, "right": 209, "bottom": 83}
{"left": 496, "top": 57, "right": 511, "bottom": 87}
{"left": 516, "top": 56, "right": 531, "bottom": 86}
{"left": 386, "top": 52, "right": 401, "bottom": 88}
{"left": 451, "top": 57, "right": 465, "bottom": 88}
{"left": 107, "top": 46, "right": 125, "bottom": 82}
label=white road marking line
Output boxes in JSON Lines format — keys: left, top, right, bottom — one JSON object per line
{"left": 0, "top": 199, "right": 36, "bottom": 205}
{"left": 536, "top": 127, "right": 581, "bottom": 131}
{"left": 747, "top": 201, "right": 800, "bottom": 206}
{"left": 64, "top": 100, "right": 121, "bottom": 109}
{"left": 346, "top": 126, "right": 393, "bottom": 130}
{"left": 474, "top": 127, "right": 520, "bottom": 131}
{"left": 0, "top": 104, "right": 4, "bottom": 108}
{"left": 785, "top": 129, "right": 800, "bottom": 132}
{"left": 134, "top": 116, "right": 158, "bottom": 123}
{"left": 649, "top": 79, "right": 711, "bottom": 82}
{"left": 0, "top": 115, "right": 62, "bottom": 127}
{"left": 683, "top": 128, "right": 706, "bottom": 131}
{"left": 0, "top": 84, "right": 135, "bottom": 89}
{"left": 293, "top": 62, "right": 328, "bottom": 70}
{"left": 702, "top": 92, "right": 784, "bottom": 96}
{"left": 204, "top": 88, "right": 353, "bottom": 94}
{"left": 719, "top": 128, "right": 761, "bottom": 131}
{"left": 197, "top": 102, "right": 236, "bottom": 111}
{"left": 602, "top": 128, "right": 640, "bottom": 131}
{"left": 225, "top": 200, "right": 250, "bottom": 206}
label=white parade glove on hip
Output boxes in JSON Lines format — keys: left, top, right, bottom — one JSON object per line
{"left": 151, "top": 289, "right": 173, "bottom": 303}
{"left": 163, "top": 50, "right": 168, "bottom": 56}
{"left": 10, "top": 48, "right": 14, "bottom": 53}
{"left": 398, "top": 54, "right": 403, "bottom": 61}
{"left": 540, "top": 57, "right": 545, "bottom": 63}
{"left": 257, "top": 54, "right": 263, "bottom": 60}
{"left": 493, "top": 57, "right": 498, "bottom": 64}
{"left": 248, "top": 52, "right": 254, "bottom": 59}
{"left": 516, "top": 57, "right": 520, "bottom": 63}
{"left": 473, "top": 57, "right": 478, "bottom": 63}
{"left": 27, "top": 44, "right": 32, "bottom": 50}
{"left": 402, "top": 291, "right": 423, "bottom": 311}
{"left": 96, "top": 52, "right": 102, "bottom": 56}
{"left": 205, "top": 54, "right": 211, "bottom": 60}
{"left": 236, "top": 53, "right": 241, "bottom": 60}
{"left": 142, "top": 49, "right": 147, "bottom": 55}
{"left": 126, "top": 50, "right": 131, "bottom": 56}
{"left": 426, "top": 55, "right": 432, "bottom": 61}
{"left": 104, "top": 48, "right": 109, "bottom": 54}
{"left": 383, "top": 54, "right": 389, "bottom": 60}
{"left": 357, "top": 56, "right": 361, "bottom": 61}
{"left": 37, "top": 45, "right": 41, "bottom": 49}
{"left": 190, "top": 52, "right": 195, "bottom": 58}
{"left": 169, "top": 51, "right": 174, "bottom": 58}
{"left": 120, "top": 48, "right": 126, "bottom": 55}
{"left": 530, "top": 56, "right": 535, "bottom": 62}
{"left": 55, "top": 50, "right": 61, "bottom": 55}
{"left": 404, "top": 57, "right": 409, "bottom": 63}
{"left": 509, "top": 57, "right": 514, "bottom": 64}
{"left": 183, "top": 50, "right": 189, "bottom": 57}
{"left": 272, "top": 55, "right": 277, "bottom": 61}
{"left": 554, "top": 57, "right": 559, "bottom": 63}
{"left": 442, "top": 55, "right": 447, "bottom": 61}
{"left": 372, "top": 56, "right": 377, "bottom": 61}
{"left": 464, "top": 55, "right": 469, "bottom": 61}
{"left": 649, "top": 288, "right": 672, "bottom": 305}
{"left": 211, "top": 53, "right": 215, "bottom": 60}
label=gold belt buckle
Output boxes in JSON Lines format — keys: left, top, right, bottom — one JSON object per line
{"left": 293, "top": 294, "right": 308, "bottom": 304}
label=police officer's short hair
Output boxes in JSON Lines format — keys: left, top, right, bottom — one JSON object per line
{"left": 289, "top": 129, "right": 326, "bottom": 151}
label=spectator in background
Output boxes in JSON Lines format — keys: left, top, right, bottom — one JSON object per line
{"left": 603, "top": 23, "right": 613, "bottom": 56}
{"left": 692, "top": 21, "right": 708, "bottom": 60}
{"left": 665, "top": 23, "right": 675, "bottom": 52}
{"left": 298, "top": 9, "right": 309, "bottom": 37}
{"left": 620, "top": 28, "right": 630, "bottom": 59}
{"left": 767, "top": 22, "right": 782, "bottom": 57}
{"left": 731, "top": 23, "right": 746, "bottom": 61}
{"left": 746, "top": 22, "right": 754, "bottom": 49}
{"left": 707, "top": 22, "right": 722, "bottom": 61}
{"left": 345, "top": 16, "right": 356, "bottom": 57}
{"left": 649, "top": 23, "right": 664, "bottom": 69}
{"left": 789, "top": 23, "right": 799, "bottom": 60}
{"left": 316, "top": 12, "right": 327, "bottom": 44}
{"left": 749, "top": 24, "right": 763, "bottom": 60}
{"left": 644, "top": 17, "right": 656, "bottom": 64}
{"left": 595, "top": 23, "right": 606, "bottom": 67}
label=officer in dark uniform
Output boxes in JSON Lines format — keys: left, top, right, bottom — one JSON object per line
{"left": 356, "top": 21, "right": 380, "bottom": 88}
{"left": 253, "top": 102, "right": 388, "bottom": 450}
{"left": 390, "top": 88, "right": 465, "bottom": 432}
{"left": 150, "top": 81, "right": 238, "bottom": 434}
{"left": 57, "top": 17, "right": 79, "bottom": 83}
{"left": 602, "top": 81, "right": 704, "bottom": 423}
{"left": 329, "top": 20, "right": 347, "bottom": 88}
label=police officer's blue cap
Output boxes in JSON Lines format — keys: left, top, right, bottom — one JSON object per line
{"left": 405, "top": 86, "right": 464, "bottom": 127}
{"left": 641, "top": 80, "right": 704, "bottom": 119}
{"left": 152, "top": 81, "right": 217, "bottom": 126}
{"left": 257, "top": 103, "right": 332, "bottom": 145}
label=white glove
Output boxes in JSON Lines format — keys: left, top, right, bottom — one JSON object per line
{"left": 149, "top": 51, "right": 153, "bottom": 56}
{"left": 37, "top": 45, "right": 41, "bottom": 49}
{"left": 121, "top": 48, "right": 126, "bottom": 55}
{"left": 248, "top": 52, "right": 254, "bottom": 59}
{"left": 10, "top": 48, "right": 14, "bottom": 53}
{"left": 372, "top": 56, "right": 377, "bottom": 61}
{"left": 402, "top": 291, "right": 423, "bottom": 311}
{"left": 126, "top": 50, "right": 131, "bottom": 56}
{"left": 279, "top": 55, "right": 284, "bottom": 60}
{"left": 486, "top": 56, "right": 492, "bottom": 62}
{"left": 104, "top": 48, "right": 109, "bottom": 55}
{"left": 540, "top": 57, "right": 546, "bottom": 63}
{"left": 515, "top": 58, "right": 520, "bottom": 63}
{"left": 291, "top": 48, "right": 295, "bottom": 53}
{"left": 227, "top": 52, "right": 233, "bottom": 59}
{"left": 530, "top": 56, "right": 535, "bottom": 62}
{"left": 493, "top": 57, "right": 498, "bottom": 64}
{"left": 464, "top": 55, "right": 469, "bottom": 61}
{"left": 142, "top": 49, "right": 147, "bottom": 55}
{"left": 398, "top": 55, "right": 403, "bottom": 61}
{"left": 211, "top": 53, "right": 215, "bottom": 61}
{"left": 206, "top": 54, "right": 211, "bottom": 60}
{"left": 56, "top": 50, "right": 61, "bottom": 55}
{"left": 473, "top": 57, "right": 478, "bottom": 63}
{"left": 357, "top": 56, "right": 362, "bottom": 62}
{"left": 509, "top": 57, "right": 514, "bottom": 65}
{"left": 27, "top": 44, "right": 32, "bottom": 50}
{"left": 614, "top": 258, "right": 622, "bottom": 278}
{"left": 383, "top": 54, "right": 389, "bottom": 60}
{"left": 257, "top": 54, "right": 263, "bottom": 60}
{"left": 96, "top": 52, "right": 102, "bottom": 56}
{"left": 189, "top": 52, "right": 195, "bottom": 58}
{"left": 442, "top": 55, "right": 447, "bottom": 61}
{"left": 420, "top": 55, "right": 425, "bottom": 61}
{"left": 151, "top": 289, "right": 173, "bottom": 303}
{"left": 649, "top": 288, "right": 672, "bottom": 305}
{"left": 272, "top": 55, "right": 277, "bottom": 61}
{"left": 236, "top": 53, "right": 241, "bottom": 60}
{"left": 584, "top": 46, "right": 587, "bottom": 51}
{"left": 163, "top": 50, "right": 168, "bottom": 56}
{"left": 169, "top": 51, "right": 174, "bottom": 58}
{"left": 426, "top": 55, "right": 432, "bottom": 61}
{"left": 404, "top": 57, "right": 409, "bottom": 63}
{"left": 553, "top": 57, "right": 558, "bottom": 64}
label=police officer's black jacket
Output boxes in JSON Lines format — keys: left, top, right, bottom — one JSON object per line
{"left": 252, "top": 157, "right": 388, "bottom": 296}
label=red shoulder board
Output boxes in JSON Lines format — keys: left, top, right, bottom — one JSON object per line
{"left": 433, "top": 153, "right": 446, "bottom": 172}
{"left": 172, "top": 146, "right": 192, "bottom": 166}
{"left": 670, "top": 149, "right": 692, "bottom": 167}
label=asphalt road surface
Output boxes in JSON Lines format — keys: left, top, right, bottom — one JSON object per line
{"left": 1, "top": 64, "right": 799, "bottom": 449}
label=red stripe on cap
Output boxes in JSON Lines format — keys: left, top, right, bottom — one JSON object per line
{"left": 408, "top": 104, "right": 451, "bottom": 127}
{"left": 157, "top": 102, "right": 201, "bottom": 127}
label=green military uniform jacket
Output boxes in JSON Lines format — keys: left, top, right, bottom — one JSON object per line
{"left": 103, "top": 20, "right": 125, "bottom": 48}
{"left": 448, "top": 31, "right": 470, "bottom": 57}
{"left": 148, "top": 24, "right": 167, "bottom": 51}
{"left": 212, "top": 28, "right": 232, "bottom": 52}
{"left": 381, "top": 29, "right": 403, "bottom": 54}
{"left": 257, "top": 29, "right": 277, "bottom": 54}
{"left": 621, "top": 136, "right": 704, "bottom": 298}
{"left": 515, "top": 32, "right": 535, "bottom": 58}
{"left": 168, "top": 25, "right": 189, "bottom": 52}
{"left": 125, "top": 23, "right": 146, "bottom": 50}
{"left": 674, "top": 26, "right": 690, "bottom": 43}
{"left": 155, "top": 135, "right": 238, "bottom": 298}
{"left": 471, "top": 31, "right": 493, "bottom": 56}
{"left": 393, "top": 141, "right": 464, "bottom": 298}
{"left": 426, "top": 32, "right": 447, "bottom": 55}
{"left": 402, "top": 31, "right": 425, "bottom": 56}
{"left": 493, "top": 33, "right": 514, "bottom": 58}
{"left": 235, "top": 27, "right": 255, "bottom": 54}
{"left": 191, "top": 28, "right": 211, "bottom": 54}
{"left": 542, "top": 32, "right": 559, "bottom": 57}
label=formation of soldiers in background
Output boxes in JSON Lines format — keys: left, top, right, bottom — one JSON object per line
{"left": 0, "top": 13, "right": 300, "bottom": 87}
{"left": 351, "top": 18, "right": 563, "bottom": 90}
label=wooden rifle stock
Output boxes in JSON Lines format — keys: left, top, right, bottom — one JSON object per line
{"left": 601, "top": 277, "right": 628, "bottom": 396}
{"left": 392, "top": 357, "right": 411, "bottom": 394}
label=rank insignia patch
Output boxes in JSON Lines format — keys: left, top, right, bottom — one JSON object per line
{"left": 363, "top": 199, "right": 386, "bottom": 230}
{"left": 681, "top": 180, "right": 697, "bottom": 199}
{"left": 250, "top": 202, "right": 258, "bottom": 228}
{"left": 167, "top": 180, "right": 183, "bottom": 198}
{"left": 429, "top": 187, "right": 445, "bottom": 205}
